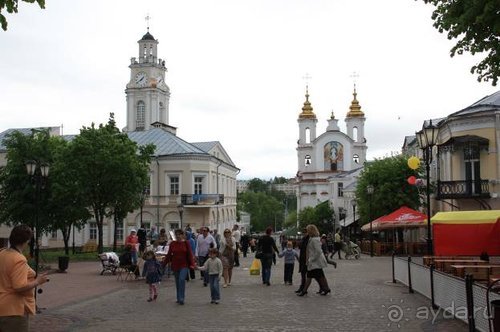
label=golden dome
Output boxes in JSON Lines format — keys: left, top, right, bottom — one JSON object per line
{"left": 299, "top": 86, "right": 316, "bottom": 119}
{"left": 346, "top": 85, "right": 365, "bottom": 117}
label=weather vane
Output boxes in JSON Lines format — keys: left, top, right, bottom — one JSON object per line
{"left": 145, "top": 14, "right": 151, "bottom": 32}
{"left": 302, "top": 73, "right": 312, "bottom": 86}
{"left": 350, "top": 71, "right": 359, "bottom": 88}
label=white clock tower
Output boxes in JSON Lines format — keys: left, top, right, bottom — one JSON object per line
{"left": 125, "top": 30, "right": 170, "bottom": 132}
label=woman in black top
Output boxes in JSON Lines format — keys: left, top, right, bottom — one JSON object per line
{"left": 257, "top": 227, "right": 279, "bottom": 286}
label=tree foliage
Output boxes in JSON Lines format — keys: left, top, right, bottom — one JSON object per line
{"left": 0, "top": 0, "right": 45, "bottom": 31}
{"left": 63, "top": 114, "right": 154, "bottom": 253}
{"left": 297, "top": 202, "right": 334, "bottom": 235}
{"left": 355, "top": 155, "right": 421, "bottom": 226}
{"left": 420, "top": 0, "right": 500, "bottom": 85}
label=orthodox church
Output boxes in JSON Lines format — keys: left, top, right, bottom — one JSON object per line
{"left": 295, "top": 86, "right": 367, "bottom": 225}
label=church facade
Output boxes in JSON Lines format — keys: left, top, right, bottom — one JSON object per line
{"left": 296, "top": 87, "right": 367, "bottom": 228}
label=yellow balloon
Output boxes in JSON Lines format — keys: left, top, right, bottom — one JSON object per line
{"left": 407, "top": 156, "right": 420, "bottom": 170}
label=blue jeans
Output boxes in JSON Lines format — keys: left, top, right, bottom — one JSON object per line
{"left": 131, "top": 251, "right": 138, "bottom": 265}
{"left": 208, "top": 274, "right": 220, "bottom": 301}
{"left": 174, "top": 268, "right": 188, "bottom": 303}
{"left": 261, "top": 255, "right": 273, "bottom": 284}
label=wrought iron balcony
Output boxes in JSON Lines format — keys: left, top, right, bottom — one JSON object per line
{"left": 181, "top": 194, "right": 224, "bottom": 206}
{"left": 436, "top": 180, "right": 490, "bottom": 199}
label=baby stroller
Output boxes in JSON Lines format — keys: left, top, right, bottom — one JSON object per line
{"left": 341, "top": 241, "right": 361, "bottom": 260}
{"left": 98, "top": 252, "right": 120, "bottom": 275}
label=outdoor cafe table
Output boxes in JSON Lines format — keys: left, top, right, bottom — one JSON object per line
{"left": 433, "top": 259, "right": 488, "bottom": 273}
{"left": 450, "top": 265, "right": 500, "bottom": 279}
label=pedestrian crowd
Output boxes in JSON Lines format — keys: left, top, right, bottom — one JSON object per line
{"left": 0, "top": 223, "right": 341, "bottom": 332}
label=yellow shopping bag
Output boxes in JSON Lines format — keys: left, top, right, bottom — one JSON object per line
{"left": 249, "top": 258, "right": 261, "bottom": 275}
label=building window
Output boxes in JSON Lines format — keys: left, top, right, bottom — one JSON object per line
{"left": 305, "top": 155, "right": 312, "bottom": 166}
{"left": 51, "top": 230, "right": 57, "bottom": 239}
{"left": 89, "top": 222, "right": 97, "bottom": 240}
{"left": 136, "top": 101, "right": 145, "bottom": 130}
{"left": 170, "top": 176, "right": 179, "bottom": 195}
{"left": 116, "top": 222, "right": 124, "bottom": 241}
{"left": 194, "top": 176, "right": 203, "bottom": 195}
{"left": 353, "top": 154, "right": 360, "bottom": 164}
{"left": 338, "top": 183, "right": 344, "bottom": 197}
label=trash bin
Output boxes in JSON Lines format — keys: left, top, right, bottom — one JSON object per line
{"left": 492, "top": 300, "right": 500, "bottom": 332}
{"left": 58, "top": 256, "right": 69, "bottom": 272}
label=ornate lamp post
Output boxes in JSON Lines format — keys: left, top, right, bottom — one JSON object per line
{"left": 350, "top": 199, "right": 357, "bottom": 240}
{"left": 366, "top": 184, "right": 374, "bottom": 257}
{"left": 416, "top": 119, "right": 438, "bottom": 255}
{"left": 177, "top": 204, "right": 184, "bottom": 230}
{"left": 25, "top": 160, "right": 49, "bottom": 300}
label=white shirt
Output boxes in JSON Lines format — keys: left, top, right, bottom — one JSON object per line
{"left": 232, "top": 229, "right": 241, "bottom": 243}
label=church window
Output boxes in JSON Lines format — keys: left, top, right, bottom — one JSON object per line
{"left": 304, "top": 155, "right": 312, "bottom": 166}
{"left": 136, "top": 101, "right": 145, "bottom": 130}
{"left": 305, "top": 128, "right": 311, "bottom": 144}
{"left": 323, "top": 141, "right": 344, "bottom": 171}
{"left": 353, "top": 154, "right": 360, "bottom": 164}
{"left": 353, "top": 127, "right": 359, "bottom": 142}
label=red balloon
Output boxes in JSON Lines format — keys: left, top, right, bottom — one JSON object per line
{"left": 407, "top": 176, "right": 416, "bottom": 185}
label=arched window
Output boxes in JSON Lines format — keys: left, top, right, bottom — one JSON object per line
{"left": 136, "top": 101, "right": 145, "bottom": 130}
{"left": 353, "top": 126, "right": 358, "bottom": 142}
{"left": 353, "top": 154, "right": 360, "bottom": 164}
{"left": 305, "top": 128, "right": 311, "bottom": 144}
{"left": 305, "top": 155, "right": 312, "bottom": 166}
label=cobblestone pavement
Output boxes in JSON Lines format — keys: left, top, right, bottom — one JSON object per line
{"left": 30, "top": 254, "right": 468, "bottom": 332}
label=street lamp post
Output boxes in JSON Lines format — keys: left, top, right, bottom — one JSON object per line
{"left": 177, "top": 204, "right": 184, "bottom": 230}
{"left": 350, "top": 199, "right": 357, "bottom": 240}
{"left": 367, "top": 185, "right": 374, "bottom": 257}
{"left": 416, "top": 119, "right": 438, "bottom": 256}
{"left": 25, "top": 160, "right": 49, "bottom": 300}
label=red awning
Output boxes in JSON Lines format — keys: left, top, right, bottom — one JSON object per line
{"left": 361, "top": 206, "right": 428, "bottom": 231}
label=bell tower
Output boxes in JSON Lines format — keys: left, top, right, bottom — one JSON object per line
{"left": 124, "top": 29, "right": 170, "bottom": 132}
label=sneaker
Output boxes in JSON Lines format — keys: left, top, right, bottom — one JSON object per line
{"left": 223, "top": 284, "right": 228, "bottom": 288}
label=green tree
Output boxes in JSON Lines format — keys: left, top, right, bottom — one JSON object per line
{"left": 0, "top": 0, "right": 45, "bottom": 31}
{"left": 237, "top": 190, "right": 284, "bottom": 232}
{"left": 355, "top": 155, "right": 421, "bottom": 226}
{"left": 47, "top": 136, "right": 91, "bottom": 255}
{"left": 246, "top": 178, "right": 269, "bottom": 193}
{"left": 420, "top": 0, "right": 500, "bottom": 85}
{"left": 0, "top": 129, "right": 54, "bottom": 236}
{"left": 65, "top": 114, "right": 154, "bottom": 253}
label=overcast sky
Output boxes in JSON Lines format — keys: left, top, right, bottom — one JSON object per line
{"left": 0, "top": 0, "right": 497, "bottom": 180}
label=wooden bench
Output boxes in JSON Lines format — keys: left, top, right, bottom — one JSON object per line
{"left": 451, "top": 265, "right": 500, "bottom": 286}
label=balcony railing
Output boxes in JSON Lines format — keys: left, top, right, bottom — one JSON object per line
{"left": 436, "top": 180, "right": 490, "bottom": 199}
{"left": 181, "top": 194, "right": 224, "bottom": 206}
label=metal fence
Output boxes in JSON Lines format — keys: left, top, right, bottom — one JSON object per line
{"left": 393, "top": 255, "right": 500, "bottom": 332}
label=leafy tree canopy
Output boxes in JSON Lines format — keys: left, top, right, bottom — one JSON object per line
{"left": 355, "top": 155, "right": 421, "bottom": 225}
{"left": 0, "top": 0, "right": 45, "bottom": 31}
{"left": 421, "top": 0, "right": 500, "bottom": 85}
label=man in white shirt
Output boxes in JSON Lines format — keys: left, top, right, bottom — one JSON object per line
{"left": 232, "top": 224, "right": 241, "bottom": 267}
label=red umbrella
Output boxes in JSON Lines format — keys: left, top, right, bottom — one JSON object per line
{"left": 362, "top": 206, "right": 427, "bottom": 231}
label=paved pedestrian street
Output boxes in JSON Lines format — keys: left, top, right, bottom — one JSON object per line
{"left": 31, "top": 254, "right": 468, "bottom": 331}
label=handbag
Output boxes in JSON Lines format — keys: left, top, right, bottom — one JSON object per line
{"left": 255, "top": 250, "right": 264, "bottom": 259}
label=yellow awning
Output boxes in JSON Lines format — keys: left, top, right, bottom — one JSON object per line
{"left": 431, "top": 210, "right": 500, "bottom": 225}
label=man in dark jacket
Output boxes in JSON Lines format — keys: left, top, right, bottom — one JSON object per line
{"left": 137, "top": 224, "right": 147, "bottom": 255}
{"left": 296, "top": 229, "right": 309, "bottom": 294}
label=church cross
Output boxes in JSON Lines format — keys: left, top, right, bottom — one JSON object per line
{"left": 350, "top": 71, "right": 359, "bottom": 86}
{"left": 145, "top": 14, "right": 151, "bottom": 31}
{"left": 302, "top": 73, "right": 312, "bottom": 86}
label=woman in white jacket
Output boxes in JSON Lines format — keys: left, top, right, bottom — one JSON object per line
{"left": 297, "top": 224, "right": 331, "bottom": 296}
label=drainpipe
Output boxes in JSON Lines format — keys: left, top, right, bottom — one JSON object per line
{"left": 216, "top": 159, "right": 223, "bottom": 233}
{"left": 156, "top": 156, "right": 160, "bottom": 230}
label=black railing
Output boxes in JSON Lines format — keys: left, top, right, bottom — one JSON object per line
{"left": 436, "top": 180, "right": 490, "bottom": 199}
{"left": 181, "top": 194, "right": 224, "bottom": 206}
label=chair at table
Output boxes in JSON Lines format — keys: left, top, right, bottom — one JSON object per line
{"left": 116, "top": 264, "right": 139, "bottom": 281}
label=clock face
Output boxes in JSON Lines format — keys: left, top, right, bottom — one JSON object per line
{"left": 134, "top": 72, "right": 148, "bottom": 87}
